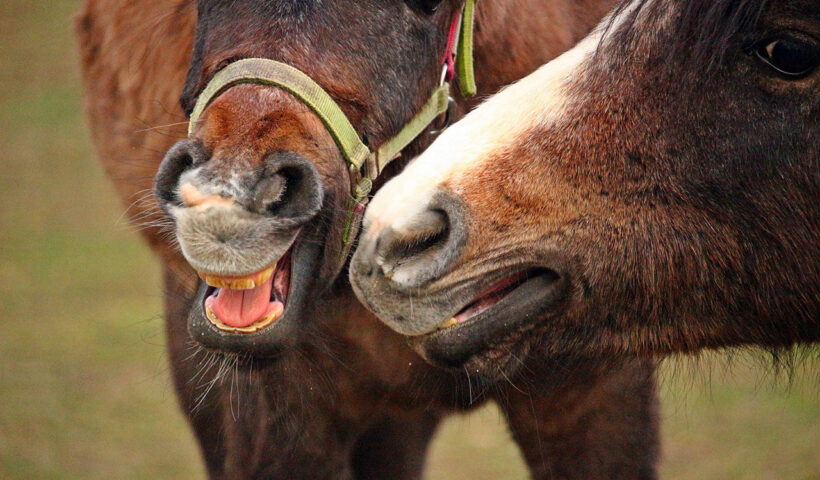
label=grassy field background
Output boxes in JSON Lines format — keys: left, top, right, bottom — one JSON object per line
{"left": 0, "top": 2, "right": 817, "bottom": 479}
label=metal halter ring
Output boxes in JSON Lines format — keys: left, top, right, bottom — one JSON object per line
{"left": 430, "top": 96, "right": 457, "bottom": 136}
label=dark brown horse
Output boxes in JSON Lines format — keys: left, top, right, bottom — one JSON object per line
{"left": 78, "top": 1, "right": 660, "bottom": 478}
{"left": 352, "top": 0, "right": 819, "bottom": 375}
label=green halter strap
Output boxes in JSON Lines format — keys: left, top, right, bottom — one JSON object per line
{"left": 456, "top": 0, "right": 477, "bottom": 96}
{"left": 187, "top": 0, "right": 477, "bottom": 269}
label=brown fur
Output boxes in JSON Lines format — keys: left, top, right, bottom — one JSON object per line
{"left": 76, "top": 0, "right": 194, "bottom": 261}
{"left": 77, "top": 1, "right": 661, "bottom": 478}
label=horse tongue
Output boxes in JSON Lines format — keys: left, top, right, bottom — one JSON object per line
{"left": 210, "top": 274, "right": 274, "bottom": 328}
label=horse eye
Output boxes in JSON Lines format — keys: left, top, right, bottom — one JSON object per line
{"left": 755, "top": 38, "right": 819, "bottom": 78}
{"left": 405, "top": 0, "right": 444, "bottom": 15}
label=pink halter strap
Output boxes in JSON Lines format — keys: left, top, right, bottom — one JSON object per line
{"left": 441, "top": 8, "right": 464, "bottom": 84}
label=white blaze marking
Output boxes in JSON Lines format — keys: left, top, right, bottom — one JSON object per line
{"left": 364, "top": 33, "right": 601, "bottom": 238}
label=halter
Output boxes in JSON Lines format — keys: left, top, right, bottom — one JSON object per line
{"left": 187, "top": 0, "right": 477, "bottom": 271}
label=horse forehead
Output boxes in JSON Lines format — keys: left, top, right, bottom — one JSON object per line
{"left": 200, "top": 0, "right": 321, "bottom": 19}
{"left": 197, "top": 0, "right": 402, "bottom": 36}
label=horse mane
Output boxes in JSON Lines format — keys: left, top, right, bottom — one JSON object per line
{"left": 605, "top": 0, "right": 770, "bottom": 69}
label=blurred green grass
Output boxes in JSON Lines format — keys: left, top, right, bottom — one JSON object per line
{"left": 0, "top": 1, "right": 816, "bottom": 479}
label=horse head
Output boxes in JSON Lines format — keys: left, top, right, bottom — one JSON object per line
{"left": 352, "top": 0, "right": 820, "bottom": 373}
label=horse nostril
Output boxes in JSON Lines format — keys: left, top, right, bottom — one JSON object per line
{"left": 253, "top": 174, "right": 288, "bottom": 214}
{"left": 377, "top": 211, "right": 449, "bottom": 277}
{"left": 154, "top": 140, "right": 207, "bottom": 212}
{"left": 252, "top": 152, "right": 323, "bottom": 223}
{"left": 363, "top": 192, "right": 467, "bottom": 289}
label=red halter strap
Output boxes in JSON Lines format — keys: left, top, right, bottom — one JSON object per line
{"left": 441, "top": 8, "right": 464, "bottom": 84}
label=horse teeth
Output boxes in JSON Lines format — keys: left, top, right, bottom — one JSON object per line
{"left": 254, "top": 266, "right": 275, "bottom": 285}
{"left": 204, "top": 302, "right": 221, "bottom": 325}
{"left": 202, "top": 275, "right": 246, "bottom": 289}
{"left": 439, "top": 317, "right": 459, "bottom": 330}
{"left": 228, "top": 309, "right": 280, "bottom": 333}
{"left": 200, "top": 266, "right": 275, "bottom": 290}
{"left": 205, "top": 302, "right": 282, "bottom": 333}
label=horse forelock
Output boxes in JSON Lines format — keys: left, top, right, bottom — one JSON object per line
{"left": 603, "top": 0, "right": 770, "bottom": 71}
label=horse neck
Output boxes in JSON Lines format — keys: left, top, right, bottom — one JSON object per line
{"left": 472, "top": 0, "right": 616, "bottom": 96}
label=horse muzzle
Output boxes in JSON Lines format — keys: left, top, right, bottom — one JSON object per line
{"left": 350, "top": 188, "right": 571, "bottom": 369}
{"left": 154, "top": 137, "right": 326, "bottom": 352}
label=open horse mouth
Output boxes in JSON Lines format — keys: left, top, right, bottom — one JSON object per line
{"left": 412, "top": 267, "right": 567, "bottom": 368}
{"left": 200, "top": 247, "right": 293, "bottom": 334}
{"left": 185, "top": 227, "right": 325, "bottom": 356}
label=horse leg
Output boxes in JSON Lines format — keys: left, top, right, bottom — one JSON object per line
{"left": 351, "top": 411, "right": 441, "bottom": 480}
{"left": 497, "top": 358, "right": 659, "bottom": 480}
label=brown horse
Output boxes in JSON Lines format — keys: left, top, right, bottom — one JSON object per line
{"left": 352, "top": 0, "right": 819, "bottom": 374}
{"left": 78, "top": 1, "right": 660, "bottom": 478}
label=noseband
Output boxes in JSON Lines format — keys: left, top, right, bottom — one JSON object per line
{"left": 187, "top": 0, "right": 477, "bottom": 273}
